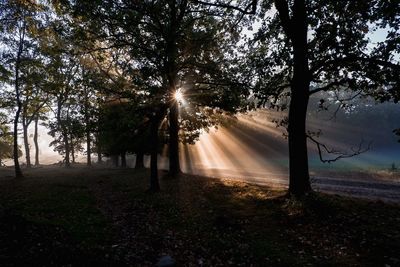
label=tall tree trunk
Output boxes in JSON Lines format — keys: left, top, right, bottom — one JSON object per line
{"left": 135, "top": 152, "right": 145, "bottom": 169}
{"left": 166, "top": 2, "right": 182, "bottom": 177}
{"left": 112, "top": 155, "right": 119, "bottom": 167}
{"left": 97, "top": 150, "right": 102, "bottom": 163}
{"left": 34, "top": 115, "right": 39, "bottom": 166}
{"left": 22, "top": 120, "right": 31, "bottom": 168}
{"left": 86, "top": 131, "right": 91, "bottom": 166}
{"left": 13, "top": 102, "right": 23, "bottom": 178}
{"left": 168, "top": 99, "right": 181, "bottom": 176}
{"left": 13, "top": 23, "right": 25, "bottom": 178}
{"left": 63, "top": 131, "right": 70, "bottom": 167}
{"left": 95, "top": 134, "right": 102, "bottom": 163}
{"left": 149, "top": 114, "right": 161, "bottom": 192}
{"left": 120, "top": 151, "right": 127, "bottom": 168}
{"left": 70, "top": 135, "right": 75, "bottom": 164}
{"left": 287, "top": 0, "right": 312, "bottom": 196}
{"left": 84, "top": 86, "right": 91, "bottom": 166}
{"left": 57, "top": 100, "right": 70, "bottom": 167}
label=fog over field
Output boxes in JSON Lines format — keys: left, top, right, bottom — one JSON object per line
{"left": 12, "top": 100, "right": 399, "bottom": 178}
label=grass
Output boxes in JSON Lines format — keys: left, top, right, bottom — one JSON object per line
{"left": 0, "top": 166, "right": 399, "bottom": 266}
{"left": 0, "top": 169, "right": 113, "bottom": 266}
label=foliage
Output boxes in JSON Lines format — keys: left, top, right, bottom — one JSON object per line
{"left": 179, "top": 106, "right": 237, "bottom": 144}
{"left": 97, "top": 101, "right": 158, "bottom": 156}
{"left": 0, "top": 0, "right": 50, "bottom": 176}
{"left": 250, "top": 0, "right": 399, "bottom": 107}
{"left": 97, "top": 101, "right": 141, "bottom": 156}
{"left": 244, "top": 0, "right": 400, "bottom": 194}
{"left": 47, "top": 115, "right": 85, "bottom": 156}
{"left": 0, "top": 123, "right": 15, "bottom": 162}
{"left": 69, "top": 0, "right": 249, "bottom": 133}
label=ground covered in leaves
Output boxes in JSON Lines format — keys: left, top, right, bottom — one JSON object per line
{"left": 0, "top": 166, "right": 399, "bottom": 266}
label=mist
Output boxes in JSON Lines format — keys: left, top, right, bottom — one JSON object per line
{"left": 11, "top": 100, "right": 399, "bottom": 181}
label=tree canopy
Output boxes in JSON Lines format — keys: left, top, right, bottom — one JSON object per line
{"left": 246, "top": 0, "right": 400, "bottom": 195}
{"left": 0, "top": 0, "right": 398, "bottom": 195}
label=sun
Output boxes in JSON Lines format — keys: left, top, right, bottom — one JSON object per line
{"left": 174, "top": 89, "right": 184, "bottom": 102}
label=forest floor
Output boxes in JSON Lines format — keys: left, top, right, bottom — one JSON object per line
{"left": 0, "top": 165, "right": 399, "bottom": 266}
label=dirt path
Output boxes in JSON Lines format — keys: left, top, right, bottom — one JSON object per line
{"left": 190, "top": 168, "right": 400, "bottom": 203}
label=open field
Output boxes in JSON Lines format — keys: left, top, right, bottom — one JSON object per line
{"left": 0, "top": 166, "right": 400, "bottom": 266}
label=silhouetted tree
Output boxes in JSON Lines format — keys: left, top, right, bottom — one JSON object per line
{"left": 98, "top": 101, "right": 136, "bottom": 167}
{"left": 0, "top": 119, "right": 16, "bottom": 166}
{"left": 249, "top": 0, "right": 399, "bottom": 196}
{"left": 65, "top": 0, "right": 248, "bottom": 189}
{"left": 20, "top": 67, "right": 48, "bottom": 168}
{"left": 0, "top": 0, "right": 47, "bottom": 177}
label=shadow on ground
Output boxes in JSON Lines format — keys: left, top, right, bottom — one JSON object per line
{"left": 0, "top": 166, "right": 399, "bottom": 266}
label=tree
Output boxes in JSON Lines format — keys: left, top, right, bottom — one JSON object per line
{"left": 40, "top": 17, "right": 81, "bottom": 167}
{"left": 20, "top": 65, "right": 48, "bottom": 168}
{"left": 0, "top": 115, "right": 17, "bottom": 166}
{"left": 368, "top": 1, "right": 400, "bottom": 144}
{"left": 97, "top": 100, "right": 137, "bottom": 167}
{"left": 0, "top": 0, "right": 46, "bottom": 177}
{"left": 64, "top": 0, "right": 248, "bottom": 190}
{"left": 33, "top": 112, "right": 48, "bottom": 166}
{"left": 79, "top": 68, "right": 96, "bottom": 166}
{"left": 97, "top": 99, "right": 159, "bottom": 169}
{"left": 249, "top": 0, "right": 400, "bottom": 196}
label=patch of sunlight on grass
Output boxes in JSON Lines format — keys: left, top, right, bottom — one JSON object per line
{"left": 217, "top": 178, "right": 284, "bottom": 201}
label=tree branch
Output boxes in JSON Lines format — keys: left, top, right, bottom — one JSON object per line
{"left": 311, "top": 55, "right": 400, "bottom": 75}
{"left": 307, "top": 134, "right": 372, "bottom": 163}
{"left": 309, "top": 79, "right": 351, "bottom": 95}
{"left": 195, "top": 0, "right": 257, "bottom": 14}
{"left": 274, "top": 0, "right": 293, "bottom": 41}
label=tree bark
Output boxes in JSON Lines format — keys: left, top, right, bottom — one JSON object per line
{"left": 22, "top": 120, "right": 31, "bottom": 168}
{"left": 95, "top": 134, "right": 102, "bottom": 163}
{"left": 149, "top": 114, "right": 161, "bottom": 192}
{"left": 120, "top": 151, "right": 127, "bottom": 168}
{"left": 70, "top": 134, "right": 75, "bottom": 164}
{"left": 34, "top": 115, "right": 39, "bottom": 166}
{"left": 86, "top": 134, "right": 91, "bottom": 166}
{"left": 135, "top": 152, "right": 145, "bottom": 169}
{"left": 13, "top": 21, "right": 25, "bottom": 179}
{"left": 166, "top": 2, "right": 182, "bottom": 177}
{"left": 97, "top": 150, "right": 102, "bottom": 163}
{"left": 84, "top": 86, "right": 91, "bottom": 166}
{"left": 13, "top": 100, "right": 23, "bottom": 178}
{"left": 168, "top": 99, "right": 181, "bottom": 176}
{"left": 62, "top": 131, "right": 70, "bottom": 167}
{"left": 71, "top": 149, "right": 75, "bottom": 163}
{"left": 57, "top": 100, "right": 70, "bottom": 167}
{"left": 286, "top": 0, "right": 312, "bottom": 196}
{"left": 112, "top": 154, "right": 119, "bottom": 167}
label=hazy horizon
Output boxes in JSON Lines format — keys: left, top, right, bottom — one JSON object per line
{"left": 5, "top": 101, "right": 399, "bottom": 176}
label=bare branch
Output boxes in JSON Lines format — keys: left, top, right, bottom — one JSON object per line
{"left": 307, "top": 134, "right": 372, "bottom": 163}
{"left": 328, "top": 90, "right": 363, "bottom": 120}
